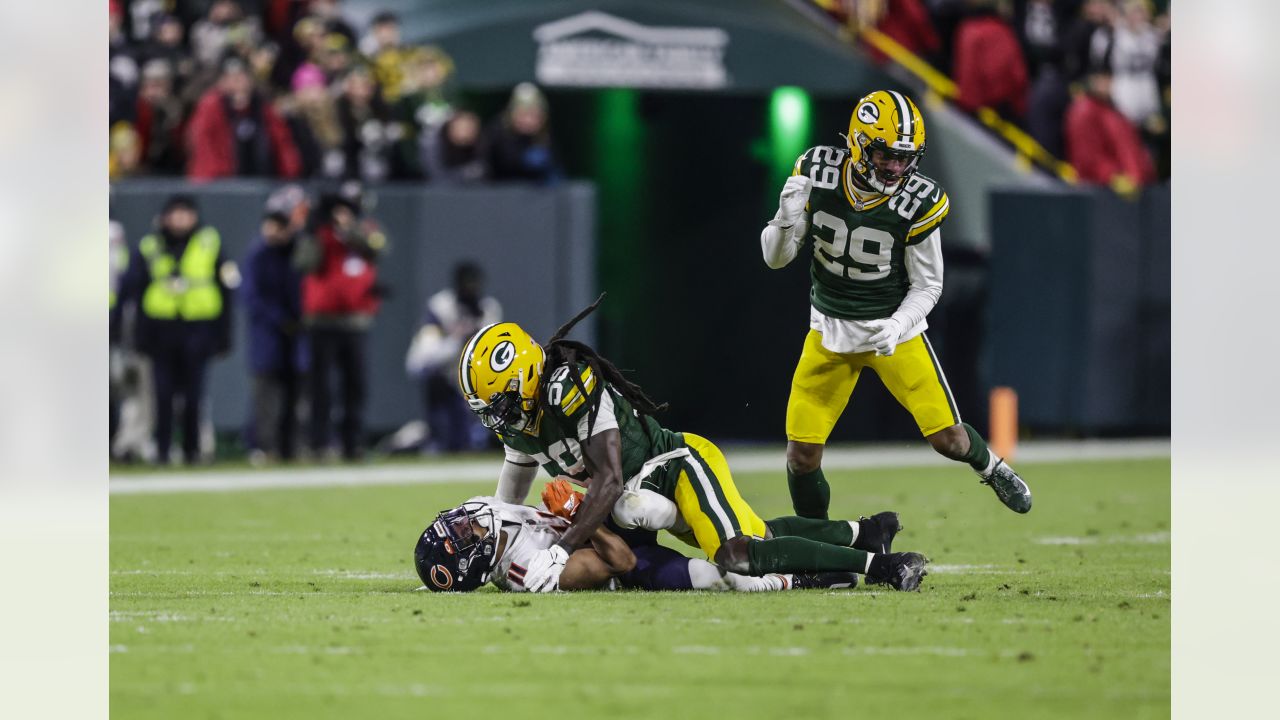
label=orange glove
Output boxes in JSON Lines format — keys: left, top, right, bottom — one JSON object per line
{"left": 542, "top": 478, "right": 585, "bottom": 520}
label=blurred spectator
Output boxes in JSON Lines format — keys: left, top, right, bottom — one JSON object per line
{"left": 282, "top": 63, "right": 344, "bottom": 178}
{"left": 124, "top": 0, "right": 168, "bottom": 42}
{"left": 308, "top": 0, "right": 359, "bottom": 47}
{"left": 134, "top": 60, "right": 186, "bottom": 175}
{"left": 1063, "top": 67, "right": 1155, "bottom": 189}
{"left": 870, "top": 0, "right": 941, "bottom": 65}
{"left": 1151, "top": 7, "right": 1170, "bottom": 179}
{"left": 276, "top": 15, "right": 327, "bottom": 90}
{"left": 191, "top": 1, "right": 263, "bottom": 69}
{"left": 1025, "top": 48, "right": 1071, "bottom": 158}
{"left": 248, "top": 39, "right": 282, "bottom": 90}
{"left": 266, "top": 182, "right": 315, "bottom": 233}
{"left": 113, "top": 195, "right": 236, "bottom": 465}
{"left": 110, "top": 218, "right": 157, "bottom": 464}
{"left": 109, "top": 122, "right": 142, "bottom": 180}
{"left": 1098, "top": 0, "right": 1162, "bottom": 129}
{"left": 317, "top": 32, "right": 356, "bottom": 82}
{"left": 406, "top": 262, "right": 501, "bottom": 453}
{"left": 109, "top": 220, "right": 128, "bottom": 414}
{"left": 1013, "top": 0, "right": 1066, "bottom": 71}
{"left": 296, "top": 192, "right": 387, "bottom": 461}
{"left": 1062, "top": 0, "right": 1115, "bottom": 83}
{"left": 486, "top": 83, "right": 560, "bottom": 183}
{"left": 952, "top": 0, "right": 1028, "bottom": 120}
{"left": 364, "top": 11, "right": 412, "bottom": 103}
{"left": 137, "top": 13, "right": 197, "bottom": 101}
{"left": 110, "top": 1, "right": 140, "bottom": 94}
{"left": 391, "top": 46, "right": 456, "bottom": 178}
{"left": 335, "top": 65, "right": 396, "bottom": 182}
{"left": 185, "top": 55, "right": 302, "bottom": 180}
{"left": 242, "top": 207, "right": 307, "bottom": 464}
{"left": 422, "top": 110, "right": 488, "bottom": 185}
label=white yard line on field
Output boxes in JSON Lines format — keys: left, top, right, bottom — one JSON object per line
{"left": 110, "top": 438, "right": 1169, "bottom": 495}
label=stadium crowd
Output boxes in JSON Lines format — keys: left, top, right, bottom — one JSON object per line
{"left": 815, "top": 0, "right": 1171, "bottom": 189}
{"left": 109, "top": 0, "right": 560, "bottom": 184}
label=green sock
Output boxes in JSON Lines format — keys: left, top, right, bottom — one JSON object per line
{"left": 765, "top": 516, "right": 854, "bottom": 546}
{"left": 960, "top": 423, "right": 993, "bottom": 473}
{"left": 786, "top": 467, "right": 830, "bottom": 520}
{"left": 747, "top": 536, "right": 870, "bottom": 575}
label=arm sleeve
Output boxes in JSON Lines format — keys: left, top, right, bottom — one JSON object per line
{"left": 761, "top": 152, "right": 814, "bottom": 269}
{"left": 890, "top": 228, "right": 944, "bottom": 330}
{"left": 496, "top": 445, "right": 540, "bottom": 504}
{"left": 760, "top": 213, "right": 807, "bottom": 269}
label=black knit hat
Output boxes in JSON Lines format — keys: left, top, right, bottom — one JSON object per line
{"left": 161, "top": 193, "right": 199, "bottom": 214}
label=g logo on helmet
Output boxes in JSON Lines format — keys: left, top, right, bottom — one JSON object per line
{"left": 429, "top": 564, "right": 454, "bottom": 590}
{"left": 857, "top": 101, "right": 880, "bottom": 125}
{"left": 490, "top": 341, "right": 516, "bottom": 372}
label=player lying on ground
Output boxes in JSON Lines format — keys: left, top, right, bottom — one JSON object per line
{"left": 760, "top": 89, "right": 1032, "bottom": 516}
{"left": 413, "top": 493, "right": 861, "bottom": 593}
{"left": 454, "top": 299, "right": 928, "bottom": 593}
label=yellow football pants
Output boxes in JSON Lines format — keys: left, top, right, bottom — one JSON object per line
{"left": 786, "top": 330, "right": 961, "bottom": 444}
{"left": 672, "top": 433, "right": 768, "bottom": 559}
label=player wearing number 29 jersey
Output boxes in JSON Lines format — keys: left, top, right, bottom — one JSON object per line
{"left": 794, "top": 144, "right": 949, "bottom": 322}
{"left": 760, "top": 89, "right": 1032, "bottom": 518}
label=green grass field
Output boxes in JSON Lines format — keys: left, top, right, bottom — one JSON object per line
{"left": 110, "top": 457, "right": 1170, "bottom": 719}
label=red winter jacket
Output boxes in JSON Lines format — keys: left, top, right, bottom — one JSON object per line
{"left": 301, "top": 224, "right": 380, "bottom": 318}
{"left": 868, "top": 0, "right": 941, "bottom": 64}
{"left": 953, "top": 14, "right": 1028, "bottom": 118}
{"left": 185, "top": 89, "right": 301, "bottom": 181}
{"left": 1063, "top": 93, "right": 1155, "bottom": 186}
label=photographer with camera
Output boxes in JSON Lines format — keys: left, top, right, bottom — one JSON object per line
{"left": 294, "top": 188, "right": 387, "bottom": 461}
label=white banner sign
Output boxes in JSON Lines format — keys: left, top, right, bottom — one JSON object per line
{"left": 534, "top": 11, "right": 729, "bottom": 89}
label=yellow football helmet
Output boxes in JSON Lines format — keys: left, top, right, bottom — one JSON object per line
{"left": 457, "top": 322, "right": 546, "bottom": 432}
{"left": 846, "top": 89, "right": 927, "bottom": 195}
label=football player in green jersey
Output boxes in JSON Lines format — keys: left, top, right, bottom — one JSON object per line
{"left": 760, "top": 89, "right": 1032, "bottom": 516}
{"left": 457, "top": 298, "right": 928, "bottom": 593}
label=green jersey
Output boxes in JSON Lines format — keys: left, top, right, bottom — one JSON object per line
{"left": 497, "top": 361, "right": 686, "bottom": 496}
{"left": 794, "top": 145, "right": 951, "bottom": 320}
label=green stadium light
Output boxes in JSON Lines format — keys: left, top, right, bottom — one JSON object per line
{"left": 770, "top": 86, "right": 812, "bottom": 182}
{"left": 593, "top": 88, "right": 647, "bottom": 332}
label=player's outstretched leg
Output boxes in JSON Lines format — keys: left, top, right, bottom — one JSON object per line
{"left": 714, "top": 536, "right": 928, "bottom": 592}
{"left": 623, "top": 545, "right": 858, "bottom": 592}
{"left": 928, "top": 423, "right": 1032, "bottom": 513}
{"left": 765, "top": 512, "right": 901, "bottom": 554}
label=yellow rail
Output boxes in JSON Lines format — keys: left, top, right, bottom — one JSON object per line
{"left": 860, "top": 27, "right": 1077, "bottom": 184}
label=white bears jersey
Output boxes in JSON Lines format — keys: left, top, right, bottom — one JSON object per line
{"left": 468, "top": 496, "right": 803, "bottom": 594}
{"left": 469, "top": 496, "right": 572, "bottom": 593}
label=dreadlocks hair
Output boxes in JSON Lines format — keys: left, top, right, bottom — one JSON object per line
{"left": 537, "top": 293, "right": 668, "bottom": 437}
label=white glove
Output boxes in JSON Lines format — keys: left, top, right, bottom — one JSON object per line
{"left": 865, "top": 318, "right": 903, "bottom": 357}
{"left": 776, "top": 175, "right": 813, "bottom": 227}
{"left": 523, "top": 545, "right": 569, "bottom": 593}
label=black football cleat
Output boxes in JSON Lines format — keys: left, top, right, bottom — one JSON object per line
{"left": 980, "top": 460, "right": 1033, "bottom": 514}
{"left": 853, "top": 511, "right": 901, "bottom": 554}
{"left": 865, "top": 552, "right": 929, "bottom": 591}
{"left": 791, "top": 571, "right": 859, "bottom": 590}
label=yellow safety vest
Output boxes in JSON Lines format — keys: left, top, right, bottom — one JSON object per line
{"left": 138, "top": 228, "right": 223, "bottom": 321}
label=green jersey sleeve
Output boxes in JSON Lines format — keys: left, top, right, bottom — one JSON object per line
{"left": 793, "top": 145, "right": 850, "bottom": 194}
{"left": 902, "top": 174, "right": 950, "bottom": 245}
{"left": 542, "top": 361, "right": 615, "bottom": 439}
